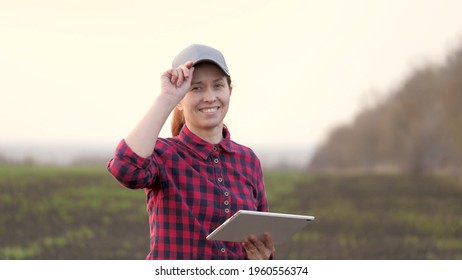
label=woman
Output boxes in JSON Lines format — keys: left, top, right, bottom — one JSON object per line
{"left": 107, "top": 44, "right": 274, "bottom": 260}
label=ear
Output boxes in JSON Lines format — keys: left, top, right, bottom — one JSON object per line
{"left": 177, "top": 103, "right": 183, "bottom": 111}
{"left": 229, "top": 85, "right": 233, "bottom": 97}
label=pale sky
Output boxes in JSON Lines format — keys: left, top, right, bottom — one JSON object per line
{"left": 1, "top": 0, "right": 462, "bottom": 150}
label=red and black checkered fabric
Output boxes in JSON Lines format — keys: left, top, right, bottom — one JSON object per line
{"left": 107, "top": 126, "right": 268, "bottom": 259}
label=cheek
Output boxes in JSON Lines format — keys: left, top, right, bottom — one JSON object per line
{"left": 181, "top": 95, "right": 198, "bottom": 109}
{"left": 221, "top": 97, "right": 230, "bottom": 107}
{"left": 218, "top": 91, "right": 231, "bottom": 103}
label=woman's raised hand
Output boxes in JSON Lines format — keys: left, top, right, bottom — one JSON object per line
{"left": 160, "top": 61, "right": 195, "bottom": 103}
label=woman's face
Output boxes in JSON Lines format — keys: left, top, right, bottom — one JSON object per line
{"left": 179, "top": 63, "right": 232, "bottom": 136}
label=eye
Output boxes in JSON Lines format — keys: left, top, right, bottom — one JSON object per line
{"left": 214, "top": 83, "right": 225, "bottom": 89}
{"left": 191, "top": 86, "right": 202, "bottom": 92}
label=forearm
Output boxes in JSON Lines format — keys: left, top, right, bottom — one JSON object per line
{"left": 124, "top": 61, "right": 193, "bottom": 158}
{"left": 125, "top": 95, "right": 177, "bottom": 158}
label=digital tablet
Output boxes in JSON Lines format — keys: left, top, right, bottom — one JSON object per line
{"left": 206, "top": 210, "right": 315, "bottom": 245}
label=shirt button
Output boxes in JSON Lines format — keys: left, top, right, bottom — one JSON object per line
{"left": 213, "top": 146, "right": 218, "bottom": 151}
{"left": 224, "top": 191, "right": 229, "bottom": 197}
{"left": 224, "top": 200, "right": 229, "bottom": 205}
{"left": 225, "top": 208, "right": 229, "bottom": 213}
{"left": 220, "top": 248, "right": 226, "bottom": 253}
{"left": 214, "top": 158, "right": 219, "bottom": 164}
{"left": 218, "top": 177, "right": 223, "bottom": 183}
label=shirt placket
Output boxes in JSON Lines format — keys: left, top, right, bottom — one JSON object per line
{"left": 211, "top": 145, "right": 230, "bottom": 256}
{"left": 211, "top": 146, "right": 230, "bottom": 213}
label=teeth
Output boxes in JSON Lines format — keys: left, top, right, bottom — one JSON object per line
{"left": 201, "top": 107, "right": 218, "bottom": 113}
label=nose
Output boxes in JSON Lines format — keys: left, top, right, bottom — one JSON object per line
{"left": 202, "top": 87, "right": 217, "bottom": 103}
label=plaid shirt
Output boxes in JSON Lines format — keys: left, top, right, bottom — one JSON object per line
{"left": 107, "top": 126, "right": 268, "bottom": 259}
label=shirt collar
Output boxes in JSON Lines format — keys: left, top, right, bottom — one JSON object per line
{"left": 178, "top": 125, "right": 236, "bottom": 160}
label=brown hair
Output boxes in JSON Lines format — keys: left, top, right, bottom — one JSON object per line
{"left": 171, "top": 75, "right": 232, "bottom": 136}
{"left": 171, "top": 106, "right": 185, "bottom": 137}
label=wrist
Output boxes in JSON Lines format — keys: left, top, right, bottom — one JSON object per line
{"left": 155, "top": 93, "right": 181, "bottom": 111}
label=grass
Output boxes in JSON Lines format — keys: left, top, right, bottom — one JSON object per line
{"left": 0, "top": 165, "right": 148, "bottom": 259}
{"left": 1, "top": 165, "right": 462, "bottom": 259}
{"left": 266, "top": 173, "right": 462, "bottom": 259}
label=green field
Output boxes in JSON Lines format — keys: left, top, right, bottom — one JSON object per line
{"left": 1, "top": 165, "right": 461, "bottom": 259}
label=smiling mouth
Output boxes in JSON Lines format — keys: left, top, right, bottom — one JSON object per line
{"left": 199, "top": 107, "right": 220, "bottom": 113}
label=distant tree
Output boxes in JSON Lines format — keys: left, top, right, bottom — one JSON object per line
{"left": 309, "top": 41, "right": 462, "bottom": 178}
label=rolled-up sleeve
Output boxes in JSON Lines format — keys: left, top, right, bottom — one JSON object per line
{"left": 107, "top": 139, "right": 158, "bottom": 189}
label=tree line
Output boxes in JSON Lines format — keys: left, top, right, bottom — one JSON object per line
{"left": 308, "top": 42, "right": 462, "bottom": 177}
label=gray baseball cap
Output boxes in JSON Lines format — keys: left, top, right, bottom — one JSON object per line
{"left": 172, "top": 44, "right": 230, "bottom": 76}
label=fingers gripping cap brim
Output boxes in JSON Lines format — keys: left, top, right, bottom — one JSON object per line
{"left": 172, "top": 44, "right": 230, "bottom": 76}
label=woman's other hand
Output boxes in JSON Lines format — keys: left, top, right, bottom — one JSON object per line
{"left": 243, "top": 232, "right": 275, "bottom": 260}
